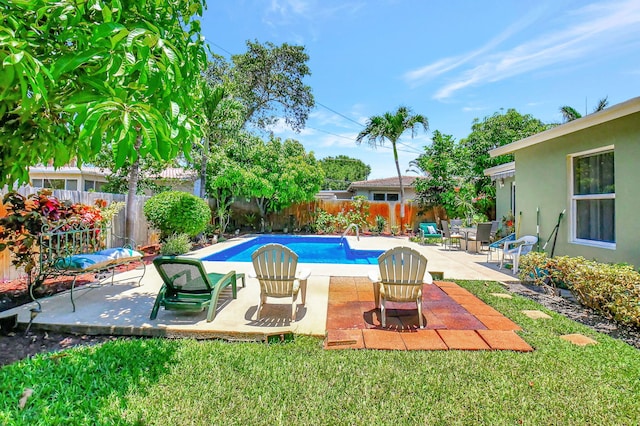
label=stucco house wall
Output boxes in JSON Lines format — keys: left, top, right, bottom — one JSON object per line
{"left": 490, "top": 97, "right": 640, "bottom": 267}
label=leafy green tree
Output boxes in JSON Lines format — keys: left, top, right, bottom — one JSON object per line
{"left": 1, "top": 0, "right": 207, "bottom": 241}
{"left": 205, "top": 135, "right": 264, "bottom": 236}
{"left": 208, "top": 41, "right": 314, "bottom": 132}
{"left": 413, "top": 131, "right": 468, "bottom": 211}
{"left": 196, "top": 83, "right": 245, "bottom": 198}
{"left": 356, "top": 106, "right": 428, "bottom": 224}
{"left": 460, "top": 109, "right": 548, "bottom": 216}
{"left": 319, "top": 156, "right": 371, "bottom": 190}
{"left": 560, "top": 96, "right": 609, "bottom": 122}
{"left": 250, "top": 137, "right": 324, "bottom": 219}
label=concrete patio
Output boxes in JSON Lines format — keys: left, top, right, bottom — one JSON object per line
{"left": 3, "top": 236, "right": 521, "bottom": 342}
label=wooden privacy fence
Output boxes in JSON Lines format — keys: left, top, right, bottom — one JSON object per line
{"left": 1, "top": 187, "right": 151, "bottom": 281}
{"left": 230, "top": 199, "right": 444, "bottom": 233}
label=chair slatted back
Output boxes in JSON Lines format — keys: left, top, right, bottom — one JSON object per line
{"left": 441, "top": 220, "right": 452, "bottom": 238}
{"left": 378, "top": 247, "right": 428, "bottom": 301}
{"left": 153, "top": 257, "right": 211, "bottom": 296}
{"left": 473, "top": 222, "right": 493, "bottom": 242}
{"left": 251, "top": 244, "right": 298, "bottom": 297}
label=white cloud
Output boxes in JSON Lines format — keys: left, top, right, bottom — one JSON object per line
{"left": 411, "top": 0, "right": 640, "bottom": 100}
{"left": 403, "top": 4, "right": 546, "bottom": 85}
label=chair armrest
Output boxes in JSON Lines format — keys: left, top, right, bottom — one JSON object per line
{"left": 297, "top": 268, "right": 311, "bottom": 281}
{"left": 368, "top": 271, "right": 381, "bottom": 283}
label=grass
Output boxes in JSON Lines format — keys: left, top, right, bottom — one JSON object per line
{"left": 1, "top": 280, "right": 639, "bottom": 425}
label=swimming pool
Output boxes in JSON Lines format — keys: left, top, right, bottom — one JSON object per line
{"left": 201, "top": 235, "right": 384, "bottom": 264}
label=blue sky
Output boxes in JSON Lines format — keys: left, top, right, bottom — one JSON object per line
{"left": 200, "top": 0, "right": 640, "bottom": 180}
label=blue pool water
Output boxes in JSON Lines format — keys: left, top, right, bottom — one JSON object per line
{"left": 201, "top": 235, "right": 384, "bottom": 264}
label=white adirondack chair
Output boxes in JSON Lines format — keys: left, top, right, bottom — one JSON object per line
{"left": 368, "top": 247, "right": 432, "bottom": 328}
{"left": 250, "top": 243, "right": 310, "bottom": 321}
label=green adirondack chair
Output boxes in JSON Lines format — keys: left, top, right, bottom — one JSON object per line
{"left": 151, "top": 256, "right": 244, "bottom": 322}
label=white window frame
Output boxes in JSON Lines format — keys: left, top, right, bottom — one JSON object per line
{"left": 569, "top": 145, "right": 615, "bottom": 249}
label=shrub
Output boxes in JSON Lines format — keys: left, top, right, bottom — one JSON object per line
{"left": 160, "top": 233, "right": 193, "bottom": 256}
{"left": 374, "top": 215, "right": 386, "bottom": 234}
{"left": 519, "top": 252, "right": 640, "bottom": 328}
{"left": 144, "top": 191, "right": 211, "bottom": 240}
{"left": 314, "top": 209, "right": 335, "bottom": 234}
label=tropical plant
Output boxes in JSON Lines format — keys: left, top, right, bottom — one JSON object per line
{"left": 143, "top": 191, "right": 211, "bottom": 241}
{"left": 159, "top": 233, "right": 193, "bottom": 256}
{"left": 314, "top": 209, "right": 336, "bottom": 234}
{"left": 560, "top": 96, "right": 609, "bottom": 122}
{"left": 0, "top": 0, "right": 208, "bottom": 244}
{"left": 356, "top": 106, "right": 428, "bottom": 227}
{"left": 374, "top": 215, "right": 387, "bottom": 234}
{"left": 0, "top": 190, "right": 110, "bottom": 288}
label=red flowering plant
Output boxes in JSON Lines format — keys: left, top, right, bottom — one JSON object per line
{"left": 0, "top": 190, "right": 106, "bottom": 289}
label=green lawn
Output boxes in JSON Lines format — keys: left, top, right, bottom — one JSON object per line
{"left": 1, "top": 280, "right": 639, "bottom": 425}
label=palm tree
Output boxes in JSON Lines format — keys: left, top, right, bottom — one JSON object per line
{"left": 560, "top": 96, "right": 609, "bottom": 123}
{"left": 356, "top": 106, "right": 428, "bottom": 227}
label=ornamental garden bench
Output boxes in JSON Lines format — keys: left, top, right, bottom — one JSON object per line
{"left": 37, "top": 222, "right": 146, "bottom": 311}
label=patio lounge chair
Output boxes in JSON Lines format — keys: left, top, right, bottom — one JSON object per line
{"left": 250, "top": 243, "right": 311, "bottom": 321}
{"left": 151, "top": 256, "right": 243, "bottom": 322}
{"left": 369, "top": 246, "right": 432, "bottom": 328}
{"left": 500, "top": 235, "right": 538, "bottom": 274}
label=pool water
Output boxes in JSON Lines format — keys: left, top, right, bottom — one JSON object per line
{"left": 201, "top": 235, "right": 384, "bottom": 264}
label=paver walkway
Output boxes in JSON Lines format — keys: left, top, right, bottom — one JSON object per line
{"left": 324, "top": 276, "right": 533, "bottom": 351}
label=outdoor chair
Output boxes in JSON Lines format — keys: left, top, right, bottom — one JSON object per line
{"left": 489, "top": 220, "right": 500, "bottom": 241}
{"left": 500, "top": 235, "right": 538, "bottom": 274}
{"left": 250, "top": 243, "right": 311, "bottom": 322}
{"left": 463, "top": 222, "right": 493, "bottom": 253}
{"left": 441, "top": 220, "right": 462, "bottom": 250}
{"left": 418, "top": 222, "right": 442, "bottom": 239}
{"left": 368, "top": 246, "right": 432, "bottom": 329}
{"left": 487, "top": 232, "right": 516, "bottom": 263}
{"left": 449, "top": 219, "right": 463, "bottom": 233}
{"left": 151, "top": 256, "right": 244, "bottom": 322}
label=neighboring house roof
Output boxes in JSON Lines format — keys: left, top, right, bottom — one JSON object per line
{"left": 29, "top": 165, "right": 197, "bottom": 182}
{"left": 156, "top": 167, "right": 198, "bottom": 181}
{"left": 315, "top": 190, "right": 352, "bottom": 200}
{"left": 29, "top": 166, "right": 111, "bottom": 179}
{"left": 490, "top": 96, "right": 640, "bottom": 157}
{"left": 483, "top": 162, "right": 515, "bottom": 180}
{"left": 347, "top": 176, "right": 417, "bottom": 192}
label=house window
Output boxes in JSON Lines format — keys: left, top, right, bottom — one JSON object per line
{"left": 571, "top": 147, "right": 615, "bottom": 247}
{"left": 373, "top": 193, "right": 385, "bottom": 201}
{"left": 66, "top": 179, "right": 78, "bottom": 190}
{"left": 386, "top": 193, "right": 399, "bottom": 201}
{"left": 32, "top": 178, "right": 43, "bottom": 187}
{"left": 372, "top": 193, "right": 399, "bottom": 201}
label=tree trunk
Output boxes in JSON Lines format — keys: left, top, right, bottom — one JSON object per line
{"left": 199, "top": 137, "right": 208, "bottom": 198}
{"left": 392, "top": 142, "right": 405, "bottom": 231}
{"left": 125, "top": 133, "right": 142, "bottom": 245}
